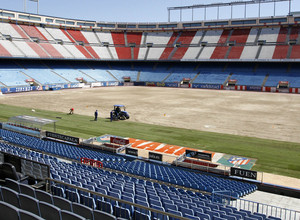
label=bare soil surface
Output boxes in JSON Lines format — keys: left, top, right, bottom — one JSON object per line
{"left": 1, "top": 86, "right": 300, "bottom": 188}
{"left": 2, "top": 86, "right": 300, "bottom": 143}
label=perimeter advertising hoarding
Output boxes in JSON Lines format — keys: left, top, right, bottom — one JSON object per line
{"left": 185, "top": 149, "right": 212, "bottom": 161}
{"left": 110, "top": 137, "right": 129, "bottom": 145}
{"left": 145, "top": 82, "right": 178, "bottom": 87}
{"left": 165, "top": 82, "right": 179, "bottom": 87}
{"left": 149, "top": 152, "right": 163, "bottom": 161}
{"left": 107, "top": 81, "right": 120, "bottom": 86}
{"left": 1, "top": 86, "right": 40, "bottom": 94}
{"left": 192, "top": 84, "right": 221, "bottom": 90}
{"left": 230, "top": 167, "right": 257, "bottom": 180}
{"left": 125, "top": 148, "right": 138, "bottom": 156}
{"left": 134, "top": 82, "right": 146, "bottom": 86}
{"left": 247, "top": 86, "right": 262, "bottom": 91}
{"left": 45, "top": 131, "right": 79, "bottom": 144}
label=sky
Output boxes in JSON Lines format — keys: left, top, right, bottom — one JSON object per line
{"left": 0, "top": 0, "right": 300, "bottom": 23}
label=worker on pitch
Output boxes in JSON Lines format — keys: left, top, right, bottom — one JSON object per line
{"left": 94, "top": 110, "right": 98, "bottom": 121}
{"left": 69, "top": 108, "right": 74, "bottom": 115}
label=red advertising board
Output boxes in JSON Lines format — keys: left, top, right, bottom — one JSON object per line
{"left": 110, "top": 137, "right": 129, "bottom": 145}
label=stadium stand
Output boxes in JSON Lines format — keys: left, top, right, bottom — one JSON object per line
{"left": 0, "top": 70, "right": 28, "bottom": 87}
{"left": 181, "top": 31, "right": 204, "bottom": 60}
{"left": 96, "top": 32, "right": 118, "bottom": 59}
{"left": 0, "top": 7, "right": 300, "bottom": 220}
{"left": 0, "top": 129, "right": 256, "bottom": 197}
{"left": 171, "top": 31, "right": 197, "bottom": 60}
{"left": 0, "top": 135, "right": 289, "bottom": 220}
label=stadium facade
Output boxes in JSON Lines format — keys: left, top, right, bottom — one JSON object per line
{"left": 0, "top": 7, "right": 300, "bottom": 220}
{"left": 0, "top": 9, "right": 299, "bottom": 94}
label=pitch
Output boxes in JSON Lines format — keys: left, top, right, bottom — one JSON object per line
{"left": 2, "top": 86, "right": 300, "bottom": 143}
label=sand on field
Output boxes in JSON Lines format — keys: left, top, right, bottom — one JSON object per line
{"left": 1, "top": 86, "right": 300, "bottom": 188}
{"left": 2, "top": 86, "right": 300, "bottom": 143}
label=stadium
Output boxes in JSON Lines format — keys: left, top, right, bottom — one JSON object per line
{"left": 0, "top": 0, "right": 300, "bottom": 219}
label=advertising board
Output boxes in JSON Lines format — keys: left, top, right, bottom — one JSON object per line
{"left": 230, "top": 167, "right": 257, "bottom": 180}
{"left": 186, "top": 150, "right": 212, "bottom": 161}
{"left": 125, "top": 148, "right": 138, "bottom": 156}
{"left": 46, "top": 131, "right": 79, "bottom": 144}
{"left": 110, "top": 137, "right": 129, "bottom": 145}
{"left": 192, "top": 84, "right": 221, "bottom": 90}
{"left": 149, "top": 152, "right": 163, "bottom": 161}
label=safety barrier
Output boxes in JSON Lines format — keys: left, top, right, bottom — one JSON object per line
{"left": 211, "top": 192, "right": 300, "bottom": 220}
{"left": 47, "top": 178, "right": 191, "bottom": 220}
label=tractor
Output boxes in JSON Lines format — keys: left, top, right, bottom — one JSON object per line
{"left": 110, "top": 104, "right": 130, "bottom": 121}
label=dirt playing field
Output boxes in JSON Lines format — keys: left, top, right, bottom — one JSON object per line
{"left": 1, "top": 86, "right": 300, "bottom": 188}
{"left": 2, "top": 86, "right": 300, "bottom": 143}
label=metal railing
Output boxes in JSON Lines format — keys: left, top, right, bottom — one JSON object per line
{"left": 212, "top": 192, "right": 300, "bottom": 220}
{"left": 46, "top": 178, "right": 191, "bottom": 220}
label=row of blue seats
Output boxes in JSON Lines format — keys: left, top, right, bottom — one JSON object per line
{"left": 49, "top": 161, "right": 274, "bottom": 220}
{"left": 1, "top": 58, "right": 299, "bottom": 87}
{"left": 0, "top": 129, "right": 125, "bottom": 163}
{"left": 106, "top": 161, "right": 256, "bottom": 197}
{"left": 0, "top": 142, "right": 281, "bottom": 220}
{"left": 0, "top": 129, "right": 257, "bottom": 197}
{"left": 0, "top": 180, "right": 119, "bottom": 220}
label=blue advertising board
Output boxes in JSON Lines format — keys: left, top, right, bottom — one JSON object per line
{"left": 164, "top": 82, "right": 179, "bottom": 87}
{"left": 1, "top": 86, "right": 40, "bottom": 94}
{"left": 134, "top": 82, "right": 146, "bottom": 86}
{"left": 246, "top": 86, "right": 261, "bottom": 91}
{"left": 192, "top": 84, "right": 221, "bottom": 90}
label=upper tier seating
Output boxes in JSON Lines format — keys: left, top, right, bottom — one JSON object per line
{"left": 45, "top": 27, "right": 72, "bottom": 43}
{"left": 144, "top": 32, "right": 173, "bottom": 45}
{"left": 0, "top": 21, "right": 298, "bottom": 60}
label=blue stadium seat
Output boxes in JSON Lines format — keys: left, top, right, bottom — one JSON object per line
{"left": 114, "top": 206, "right": 131, "bottom": 219}
{"left": 39, "top": 201, "right": 62, "bottom": 220}
{"left": 72, "top": 202, "right": 94, "bottom": 220}
{"left": 164, "top": 203, "right": 178, "bottom": 212}
{"left": 52, "top": 195, "right": 73, "bottom": 212}
{"left": 93, "top": 209, "right": 116, "bottom": 220}
{"left": 97, "top": 200, "right": 113, "bottom": 214}
{"left": 0, "top": 201, "right": 20, "bottom": 219}
{"left": 35, "top": 189, "right": 53, "bottom": 204}
{"left": 19, "top": 183, "right": 36, "bottom": 198}
{"left": 5, "top": 178, "right": 20, "bottom": 193}
{"left": 167, "top": 209, "right": 182, "bottom": 220}
{"left": 19, "top": 209, "right": 45, "bottom": 220}
{"left": 1, "top": 186, "right": 20, "bottom": 208}
{"left": 65, "top": 189, "right": 80, "bottom": 203}
{"left": 195, "top": 212, "right": 211, "bottom": 220}
{"left": 61, "top": 210, "right": 86, "bottom": 220}
{"left": 19, "top": 194, "right": 41, "bottom": 216}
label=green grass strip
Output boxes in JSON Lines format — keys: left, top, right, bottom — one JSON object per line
{"left": 0, "top": 104, "right": 299, "bottom": 179}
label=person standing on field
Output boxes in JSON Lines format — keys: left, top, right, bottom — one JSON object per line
{"left": 94, "top": 110, "right": 98, "bottom": 121}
